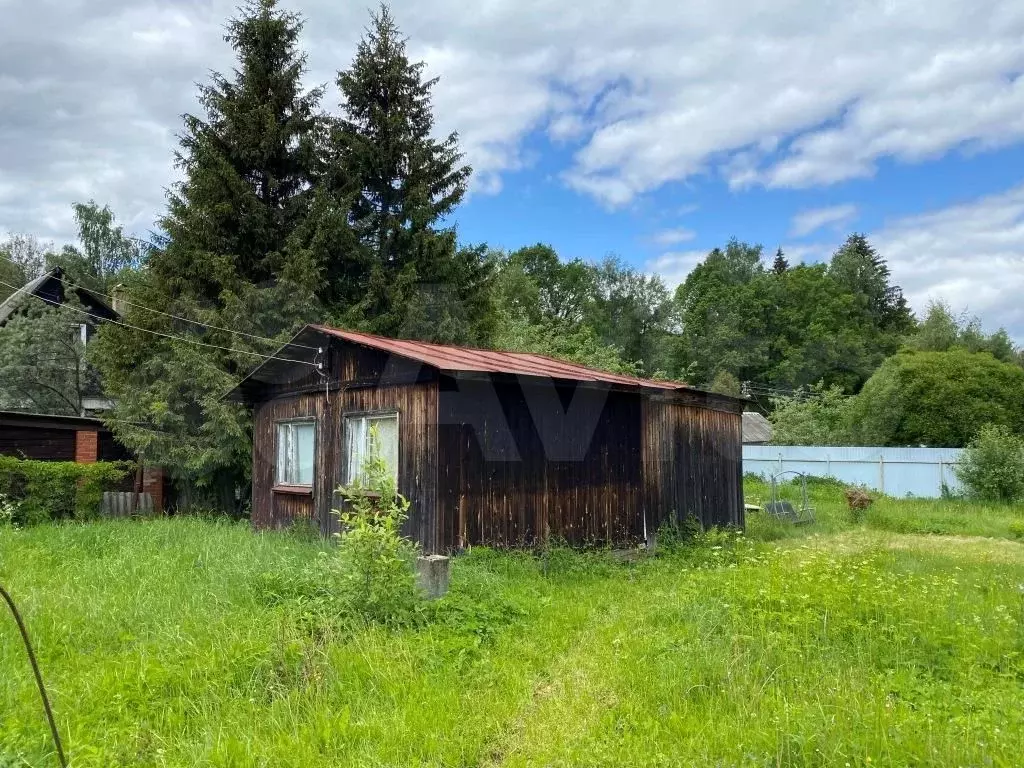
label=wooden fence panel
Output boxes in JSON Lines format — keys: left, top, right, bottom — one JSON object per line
{"left": 101, "top": 492, "right": 154, "bottom": 518}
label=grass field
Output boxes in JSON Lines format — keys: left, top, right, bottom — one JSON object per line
{"left": 2, "top": 483, "right": 1024, "bottom": 767}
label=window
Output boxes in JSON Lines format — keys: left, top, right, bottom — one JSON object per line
{"left": 276, "top": 420, "right": 315, "bottom": 486}
{"left": 344, "top": 412, "right": 399, "bottom": 486}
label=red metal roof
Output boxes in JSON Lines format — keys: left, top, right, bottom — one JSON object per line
{"left": 311, "top": 325, "right": 684, "bottom": 390}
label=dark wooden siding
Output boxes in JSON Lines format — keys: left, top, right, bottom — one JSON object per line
{"left": 250, "top": 376, "right": 439, "bottom": 548}
{"left": 643, "top": 395, "right": 744, "bottom": 530}
{"left": 247, "top": 333, "right": 744, "bottom": 552}
{"left": 0, "top": 426, "right": 77, "bottom": 461}
{"left": 0, "top": 414, "right": 131, "bottom": 463}
{"left": 437, "top": 377, "right": 647, "bottom": 550}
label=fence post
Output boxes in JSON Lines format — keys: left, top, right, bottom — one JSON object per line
{"left": 879, "top": 455, "right": 885, "bottom": 494}
{"left": 826, "top": 453, "right": 831, "bottom": 477}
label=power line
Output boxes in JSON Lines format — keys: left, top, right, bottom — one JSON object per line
{"left": 0, "top": 252, "right": 320, "bottom": 352}
{"left": 0, "top": 277, "right": 317, "bottom": 367}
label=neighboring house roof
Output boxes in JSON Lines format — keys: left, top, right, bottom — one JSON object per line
{"left": 0, "top": 266, "right": 118, "bottom": 327}
{"left": 742, "top": 411, "right": 773, "bottom": 444}
{"left": 311, "top": 325, "right": 682, "bottom": 390}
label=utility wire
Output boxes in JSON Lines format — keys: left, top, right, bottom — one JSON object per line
{"left": 1, "top": 585, "right": 68, "bottom": 768}
{"left": 0, "top": 277, "right": 317, "bottom": 367}
{"left": 0, "top": 252, "right": 320, "bottom": 352}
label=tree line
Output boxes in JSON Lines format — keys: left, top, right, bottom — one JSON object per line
{"left": 1, "top": 0, "right": 1022, "bottom": 500}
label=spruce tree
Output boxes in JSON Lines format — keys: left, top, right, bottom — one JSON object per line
{"left": 327, "top": 5, "right": 488, "bottom": 343}
{"left": 828, "top": 233, "right": 913, "bottom": 335}
{"left": 153, "top": 0, "right": 324, "bottom": 302}
{"left": 90, "top": 0, "right": 325, "bottom": 500}
{"left": 771, "top": 247, "right": 789, "bottom": 275}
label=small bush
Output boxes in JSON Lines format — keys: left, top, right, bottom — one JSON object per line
{"left": 325, "top": 426, "right": 422, "bottom": 626}
{"left": 954, "top": 424, "right": 1024, "bottom": 503}
{"left": 0, "top": 457, "right": 133, "bottom": 525}
{"left": 1008, "top": 519, "right": 1024, "bottom": 540}
{"left": 0, "top": 494, "right": 17, "bottom": 527}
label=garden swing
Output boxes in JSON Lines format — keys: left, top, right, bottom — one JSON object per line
{"left": 763, "top": 470, "right": 816, "bottom": 525}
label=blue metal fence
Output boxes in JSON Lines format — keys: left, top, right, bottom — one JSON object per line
{"left": 743, "top": 445, "right": 963, "bottom": 498}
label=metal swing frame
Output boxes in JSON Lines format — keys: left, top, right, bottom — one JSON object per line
{"left": 763, "top": 470, "right": 816, "bottom": 524}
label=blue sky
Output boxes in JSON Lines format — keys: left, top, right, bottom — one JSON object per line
{"left": 2, "top": 0, "right": 1023, "bottom": 338}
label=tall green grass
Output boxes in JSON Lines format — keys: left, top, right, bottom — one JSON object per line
{"left": 743, "top": 475, "right": 1024, "bottom": 541}
{"left": 2, "top": 514, "right": 1023, "bottom": 766}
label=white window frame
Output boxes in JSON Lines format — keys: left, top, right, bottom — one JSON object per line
{"left": 344, "top": 410, "right": 400, "bottom": 487}
{"left": 275, "top": 418, "right": 316, "bottom": 487}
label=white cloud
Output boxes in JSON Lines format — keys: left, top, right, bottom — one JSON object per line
{"left": 650, "top": 227, "right": 696, "bottom": 246}
{"left": 645, "top": 250, "right": 708, "bottom": 290}
{"left": 790, "top": 204, "right": 859, "bottom": 237}
{"left": 873, "top": 183, "right": 1024, "bottom": 340}
{"left": 3, "top": 0, "right": 1024, "bottom": 239}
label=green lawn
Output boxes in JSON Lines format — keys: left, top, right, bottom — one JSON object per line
{"left": 2, "top": 488, "right": 1024, "bottom": 767}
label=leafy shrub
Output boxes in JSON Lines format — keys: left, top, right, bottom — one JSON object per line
{"left": 848, "top": 349, "right": 1024, "bottom": 447}
{"left": 0, "top": 494, "right": 17, "bottom": 527}
{"left": 954, "top": 425, "right": 1024, "bottom": 503}
{"left": 768, "top": 382, "right": 853, "bottom": 445}
{"left": 655, "top": 516, "right": 703, "bottom": 550}
{"left": 0, "top": 457, "right": 133, "bottom": 525}
{"left": 324, "top": 427, "right": 422, "bottom": 626}
{"left": 1007, "top": 519, "right": 1024, "bottom": 540}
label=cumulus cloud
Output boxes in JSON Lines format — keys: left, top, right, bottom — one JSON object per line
{"left": 790, "top": 204, "right": 859, "bottom": 237}
{"left": 650, "top": 227, "right": 696, "bottom": 246}
{"left": 3, "top": 0, "right": 1024, "bottom": 239}
{"left": 645, "top": 250, "right": 708, "bottom": 290}
{"left": 874, "top": 183, "right": 1024, "bottom": 340}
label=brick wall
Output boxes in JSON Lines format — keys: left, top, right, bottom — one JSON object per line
{"left": 142, "top": 467, "right": 164, "bottom": 513}
{"left": 74, "top": 429, "right": 99, "bottom": 463}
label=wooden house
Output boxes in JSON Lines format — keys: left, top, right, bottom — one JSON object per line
{"left": 229, "top": 325, "right": 745, "bottom": 553}
{"left": 0, "top": 266, "right": 121, "bottom": 414}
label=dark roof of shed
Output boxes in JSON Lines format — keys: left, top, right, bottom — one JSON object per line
{"left": 311, "top": 325, "right": 683, "bottom": 390}
{"left": 0, "top": 266, "right": 118, "bottom": 326}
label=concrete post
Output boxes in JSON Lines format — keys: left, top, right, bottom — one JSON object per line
{"left": 416, "top": 555, "right": 450, "bottom": 600}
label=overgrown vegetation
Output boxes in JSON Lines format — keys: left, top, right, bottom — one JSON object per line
{"left": 324, "top": 428, "right": 422, "bottom": 626}
{"left": 0, "top": 457, "right": 132, "bottom": 525}
{"left": 955, "top": 424, "right": 1024, "bottom": 503}
{"left": 2, "top": 492, "right": 1023, "bottom": 766}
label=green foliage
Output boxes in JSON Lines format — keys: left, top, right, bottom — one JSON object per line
{"left": 954, "top": 424, "right": 1024, "bottom": 503}
{"left": 709, "top": 369, "right": 742, "bottom": 397}
{"left": 326, "top": 5, "right": 487, "bottom": 344}
{"left": 1008, "top": 518, "right": 1024, "bottom": 540}
{"left": 0, "top": 495, "right": 16, "bottom": 527}
{"left": 90, "top": 0, "right": 325, "bottom": 493}
{"left": 768, "top": 382, "right": 852, "bottom": 445}
{"left": 670, "top": 235, "right": 913, "bottom": 392}
{"left": 0, "top": 302, "right": 88, "bottom": 414}
{"left": 51, "top": 201, "right": 147, "bottom": 291}
{"left": 490, "top": 313, "right": 640, "bottom": 375}
{"left": 0, "top": 457, "right": 132, "bottom": 525}
{"left": 0, "top": 234, "right": 51, "bottom": 301}
{"left": 325, "top": 426, "right": 422, "bottom": 625}
{"left": 908, "top": 301, "right": 1019, "bottom": 364}
{"left": 848, "top": 349, "right": 1024, "bottom": 447}
{"left": 488, "top": 246, "right": 671, "bottom": 375}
